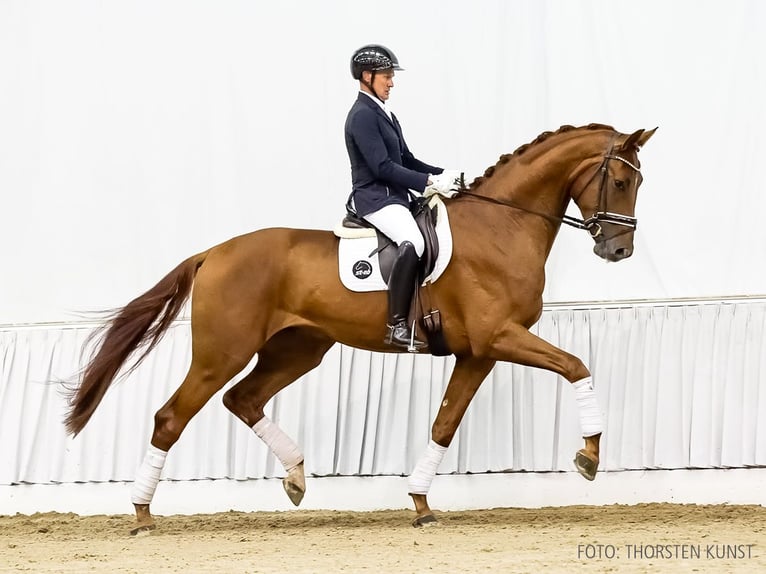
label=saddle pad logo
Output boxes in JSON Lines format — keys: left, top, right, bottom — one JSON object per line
{"left": 352, "top": 260, "right": 373, "bottom": 279}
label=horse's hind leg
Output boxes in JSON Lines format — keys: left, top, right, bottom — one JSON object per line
{"left": 130, "top": 341, "right": 256, "bottom": 535}
{"left": 222, "top": 327, "right": 334, "bottom": 506}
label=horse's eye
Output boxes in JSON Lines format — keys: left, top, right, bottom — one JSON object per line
{"left": 614, "top": 179, "right": 625, "bottom": 190}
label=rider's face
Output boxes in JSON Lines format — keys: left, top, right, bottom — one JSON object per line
{"left": 364, "top": 69, "right": 395, "bottom": 101}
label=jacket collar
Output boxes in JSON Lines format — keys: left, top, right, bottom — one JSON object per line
{"left": 357, "top": 91, "right": 395, "bottom": 127}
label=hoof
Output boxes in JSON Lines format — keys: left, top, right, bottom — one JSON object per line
{"left": 283, "top": 478, "right": 305, "bottom": 506}
{"left": 574, "top": 449, "right": 598, "bottom": 481}
{"left": 129, "top": 523, "right": 156, "bottom": 536}
{"left": 412, "top": 514, "right": 438, "bottom": 528}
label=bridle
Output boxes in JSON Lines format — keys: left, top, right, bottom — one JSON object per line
{"left": 570, "top": 134, "right": 641, "bottom": 239}
{"left": 457, "top": 133, "right": 642, "bottom": 240}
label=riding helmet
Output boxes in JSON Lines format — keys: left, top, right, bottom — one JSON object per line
{"left": 350, "top": 44, "right": 403, "bottom": 79}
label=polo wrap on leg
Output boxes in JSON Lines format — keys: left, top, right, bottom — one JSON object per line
{"left": 131, "top": 444, "right": 168, "bottom": 505}
{"left": 407, "top": 440, "right": 448, "bottom": 495}
{"left": 252, "top": 416, "right": 303, "bottom": 471}
{"left": 573, "top": 376, "right": 603, "bottom": 437}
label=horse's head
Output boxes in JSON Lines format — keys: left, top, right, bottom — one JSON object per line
{"left": 569, "top": 128, "right": 657, "bottom": 262}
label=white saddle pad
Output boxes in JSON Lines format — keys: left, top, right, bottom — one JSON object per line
{"left": 334, "top": 196, "right": 453, "bottom": 292}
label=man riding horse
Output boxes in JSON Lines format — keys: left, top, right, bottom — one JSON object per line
{"left": 344, "top": 44, "right": 461, "bottom": 350}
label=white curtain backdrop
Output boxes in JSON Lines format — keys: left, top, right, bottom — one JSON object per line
{"left": 2, "top": 301, "right": 764, "bottom": 486}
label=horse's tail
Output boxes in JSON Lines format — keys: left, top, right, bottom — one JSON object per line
{"left": 64, "top": 250, "right": 210, "bottom": 436}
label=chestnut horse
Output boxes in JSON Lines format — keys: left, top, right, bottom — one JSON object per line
{"left": 65, "top": 123, "right": 657, "bottom": 532}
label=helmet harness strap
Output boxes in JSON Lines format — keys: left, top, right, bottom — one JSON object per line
{"left": 362, "top": 70, "right": 384, "bottom": 103}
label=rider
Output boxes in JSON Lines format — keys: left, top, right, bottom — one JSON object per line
{"left": 344, "top": 44, "right": 460, "bottom": 351}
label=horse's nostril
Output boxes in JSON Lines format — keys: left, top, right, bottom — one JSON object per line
{"left": 614, "top": 247, "right": 632, "bottom": 260}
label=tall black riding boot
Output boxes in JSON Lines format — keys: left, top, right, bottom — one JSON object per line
{"left": 386, "top": 241, "right": 426, "bottom": 352}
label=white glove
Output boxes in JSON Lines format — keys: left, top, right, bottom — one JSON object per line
{"left": 424, "top": 170, "right": 463, "bottom": 198}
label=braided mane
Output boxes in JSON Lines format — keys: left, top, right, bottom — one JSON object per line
{"left": 469, "top": 123, "right": 614, "bottom": 190}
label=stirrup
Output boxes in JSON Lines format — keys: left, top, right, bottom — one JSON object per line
{"left": 386, "top": 322, "right": 426, "bottom": 353}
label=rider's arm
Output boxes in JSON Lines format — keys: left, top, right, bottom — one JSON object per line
{"left": 392, "top": 114, "right": 443, "bottom": 177}
{"left": 349, "top": 110, "right": 430, "bottom": 191}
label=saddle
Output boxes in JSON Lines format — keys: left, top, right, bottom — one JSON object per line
{"left": 341, "top": 197, "right": 449, "bottom": 356}
{"left": 341, "top": 196, "right": 440, "bottom": 284}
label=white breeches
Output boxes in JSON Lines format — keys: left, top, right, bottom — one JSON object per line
{"left": 363, "top": 204, "right": 425, "bottom": 257}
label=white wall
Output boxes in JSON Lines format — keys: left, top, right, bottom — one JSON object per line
{"left": 2, "top": 0, "right": 765, "bottom": 325}
{"left": 5, "top": 470, "right": 766, "bottom": 515}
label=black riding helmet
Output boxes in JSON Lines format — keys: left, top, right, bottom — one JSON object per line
{"left": 350, "top": 44, "right": 404, "bottom": 79}
{"left": 351, "top": 45, "right": 403, "bottom": 103}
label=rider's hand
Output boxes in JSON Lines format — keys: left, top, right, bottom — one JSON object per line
{"left": 424, "top": 170, "right": 462, "bottom": 198}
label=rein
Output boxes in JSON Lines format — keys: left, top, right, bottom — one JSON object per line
{"left": 455, "top": 135, "right": 642, "bottom": 239}
{"left": 457, "top": 186, "right": 590, "bottom": 229}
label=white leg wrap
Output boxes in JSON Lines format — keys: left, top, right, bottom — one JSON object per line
{"left": 573, "top": 376, "right": 603, "bottom": 437}
{"left": 131, "top": 444, "right": 168, "bottom": 505}
{"left": 407, "top": 440, "right": 448, "bottom": 495}
{"left": 252, "top": 416, "right": 303, "bottom": 471}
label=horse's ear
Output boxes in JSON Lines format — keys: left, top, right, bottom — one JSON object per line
{"left": 636, "top": 127, "right": 658, "bottom": 149}
{"left": 621, "top": 127, "right": 658, "bottom": 152}
{"left": 620, "top": 129, "right": 644, "bottom": 152}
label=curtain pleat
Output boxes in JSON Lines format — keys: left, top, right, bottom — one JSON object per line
{"left": 2, "top": 302, "right": 765, "bottom": 486}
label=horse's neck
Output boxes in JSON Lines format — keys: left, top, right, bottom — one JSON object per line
{"left": 463, "top": 133, "right": 609, "bottom": 259}
{"left": 500, "top": 135, "right": 607, "bottom": 219}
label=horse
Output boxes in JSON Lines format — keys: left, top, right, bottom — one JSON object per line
{"left": 65, "top": 123, "right": 657, "bottom": 532}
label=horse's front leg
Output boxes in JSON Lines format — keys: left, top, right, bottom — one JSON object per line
{"left": 409, "top": 356, "right": 496, "bottom": 527}
{"left": 489, "top": 323, "right": 602, "bottom": 480}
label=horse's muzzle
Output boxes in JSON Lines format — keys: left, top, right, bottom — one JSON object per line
{"left": 593, "top": 239, "right": 634, "bottom": 262}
